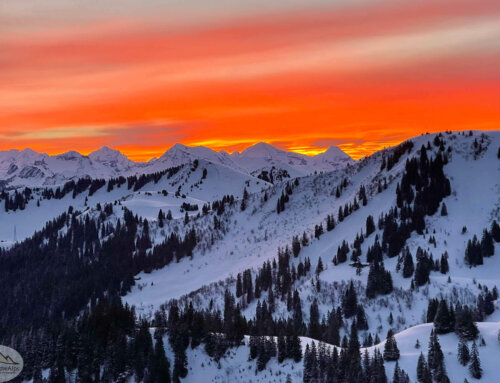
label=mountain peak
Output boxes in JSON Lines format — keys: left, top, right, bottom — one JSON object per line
{"left": 240, "top": 142, "right": 283, "bottom": 158}
{"left": 55, "top": 150, "right": 85, "bottom": 160}
{"left": 89, "top": 146, "right": 124, "bottom": 160}
{"left": 316, "top": 145, "right": 351, "bottom": 160}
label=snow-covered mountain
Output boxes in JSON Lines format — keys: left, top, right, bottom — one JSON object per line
{"left": 1, "top": 130, "right": 499, "bottom": 383}
{"left": 144, "top": 143, "right": 245, "bottom": 174}
{"left": 232, "top": 142, "right": 353, "bottom": 177}
{"left": 0, "top": 147, "right": 138, "bottom": 187}
{"left": 0, "top": 142, "right": 352, "bottom": 188}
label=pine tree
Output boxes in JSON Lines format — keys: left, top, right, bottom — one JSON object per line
{"left": 292, "top": 235, "right": 301, "bottom": 257}
{"left": 277, "top": 335, "right": 286, "bottom": 363}
{"left": 392, "top": 361, "right": 402, "bottom": 383}
{"left": 315, "top": 257, "right": 324, "bottom": 276}
{"left": 158, "top": 209, "right": 165, "bottom": 228}
{"left": 428, "top": 330, "right": 445, "bottom": 378}
{"left": 342, "top": 281, "right": 358, "bottom": 318}
{"left": 457, "top": 339, "right": 470, "bottom": 366}
{"left": 308, "top": 299, "right": 321, "bottom": 340}
{"left": 468, "top": 341, "right": 482, "bottom": 379}
{"left": 439, "top": 252, "right": 449, "bottom": 274}
{"left": 455, "top": 306, "right": 478, "bottom": 340}
{"left": 434, "top": 299, "right": 454, "bottom": 334}
{"left": 383, "top": 329, "right": 400, "bottom": 361}
{"left": 480, "top": 229, "right": 494, "bottom": 258}
{"left": 235, "top": 273, "right": 243, "bottom": 298}
{"left": 402, "top": 248, "right": 414, "bottom": 278}
{"left": 440, "top": 203, "right": 448, "bottom": 216}
{"left": 240, "top": 188, "right": 248, "bottom": 211}
{"left": 416, "top": 353, "right": 432, "bottom": 383}
{"left": 366, "top": 215, "right": 376, "bottom": 237}
{"left": 491, "top": 220, "right": 500, "bottom": 242}
{"left": 152, "top": 337, "right": 171, "bottom": 383}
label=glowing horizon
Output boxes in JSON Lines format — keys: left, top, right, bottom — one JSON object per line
{"left": 1, "top": 0, "right": 500, "bottom": 161}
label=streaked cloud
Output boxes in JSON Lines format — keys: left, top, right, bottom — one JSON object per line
{"left": 1, "top": 0, "right": 499, "bottom": 159}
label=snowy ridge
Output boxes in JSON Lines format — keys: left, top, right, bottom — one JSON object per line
{"left": 0, "top": 142, "right": 352, "bottom": 188}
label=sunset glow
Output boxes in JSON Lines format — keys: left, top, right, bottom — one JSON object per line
{"left": 2, "top": 0, "right": 500, "bottom": 160}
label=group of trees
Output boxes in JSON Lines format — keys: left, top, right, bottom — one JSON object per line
{"left": 2, "top": 164, "right": 185, "bottom": 212}
{"left": 1, "top": 187, "right": 32, "bottom": 211}
{"left": 0, "top": 205, "right": 199, "bottom": 339}
{"left": 276, "top": 179, "right": 299, "bottom": 214}
{"left": 465, "top": 225, "right": 498, "bottom": 266}
{"left": 256, "top": 167, "right": 290, "bottom": 184}
{"left": 381, "top": 140, "right": 414, "bottom": 171}
{"left": 11, "top": 297, "right": 172, "bottom": 383}
{"left": 458, "top": 340, "right": 483, "bottom": 379}
{"left": 303, "top": 322, "right": 404, "bottom": 383}
{"left": 416, "top": 330, "right": 449, "bottom": 383}
{"left": 426, "top": 295, "right": 498, "bottom": 339}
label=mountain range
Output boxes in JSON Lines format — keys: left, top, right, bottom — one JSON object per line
{"left": 0, "top": 142, "right": 353, "bottom": 188}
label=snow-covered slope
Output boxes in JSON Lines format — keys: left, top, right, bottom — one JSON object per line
{"left": 171, "top": 322, "right": 500, "bottom": 383}
{"left": 0, "top": 159, "right": 269, "bottom": 244}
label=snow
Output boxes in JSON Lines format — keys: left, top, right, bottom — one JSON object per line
{"left": 2, "top": 130, "right": 500, "bottom": 382}
{"left": 158, "top": 321, "right": 500, "bottom": 382}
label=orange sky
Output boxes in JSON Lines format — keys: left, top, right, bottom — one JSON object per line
{"left": 1, "top": 0, "right": 500, "bottom": 160}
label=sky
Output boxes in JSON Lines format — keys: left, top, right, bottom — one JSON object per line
{"left": 1, "top": 0, "right": 500, "bottom": 160}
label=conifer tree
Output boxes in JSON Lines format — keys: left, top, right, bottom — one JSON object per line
{"left": 416, "top": 353, "right": 432, "bottom": 383}
{"left": 342, "top": 281, "right": 358, "bottom": 318}
{"left": 402, "top": 248, "right": 415, "bottom": 278}
{"left": 455, "top": 306, "right": 478, "bottom": 340}
{"left": 440, "top": 252, "right": 449, "bottom": 274}
{"left": 434, "top": 299, "right": 454, "bottom": 334}
{"left": 152, "top": 337, "right": 171, "bottom": 383}
{"left": 158, "top": 209, "right": 165, "bottom": 228}
{"left": 491, "top": 220, "right": 500, "bottom": 242}
{"left": 366, "top": 215, "right": 376, "bottom": 237}
{"left": 440, "top": 203, "right": 448, "bottom": 216}
{"left": 308, "top": 299, "right": 321, "bottom": 340}
{"left": 292, "top": 235, "right": 301, "bottom": 257}
{"left": 315, "top": 257, "right": 324, "bottom": 276}
{"left": 383, "top": 329, "right": 400, "bottom": 361}
{"left": 468, "top": 341, "right": 482, "bottom": 379}
{"left": 457, "top": 339, "right": 470, "bottom": 366}
{"left": 480, "top": 229, "right": 494, "bottom": 258}
{"left": 428, "top": 330, "right": 445, "bottom": 379}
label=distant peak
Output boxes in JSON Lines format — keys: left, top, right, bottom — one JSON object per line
{"left": 95, "top": 145, "right": 114, "bottom": 153}
{"left": 315, "top": 145, "right": 351, "bottom": 160}
{"left": 240, "top": 142, "right": 282, "bottom": 157}
{"left": 171, "top": 143, "right": 188, "bottom": 150}
{"left": 21, "top": 148, "right": 37, "bottom": 154}
{"left": 56, "top": 150, "right": 85, "bottom": 160}
{"left": 90, "top": 146, "right": 122, "bottom": 157}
